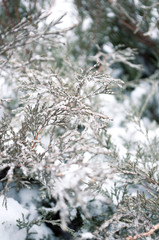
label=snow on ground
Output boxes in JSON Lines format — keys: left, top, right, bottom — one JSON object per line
{"left": 0, "top": 196, "right": 28, "bottom": 240}
{"left": 0, "top": 188, "right": 54, "bottom": 240}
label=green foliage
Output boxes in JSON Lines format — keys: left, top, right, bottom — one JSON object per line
{"left": 73, "top": 0, "right": 159, "bottom": 81}
{"left": 0, "top": 1, "right": 159, "bottom": 240}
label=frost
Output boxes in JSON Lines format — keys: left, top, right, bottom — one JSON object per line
{"left": 0, "top": 2, "right": 159, "bottom": 239}
{"left": 81, "top": 232, "right": 95, "bottom": 239}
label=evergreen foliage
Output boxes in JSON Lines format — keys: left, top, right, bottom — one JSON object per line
{"left": 0, "top": 1, "right": 159, "bottom": 239}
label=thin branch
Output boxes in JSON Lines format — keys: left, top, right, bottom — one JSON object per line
{"left": 126, "top": 223, "right": 159, "bottom": 240}
{"left": 2, "top": 0, "right": 14, "bottom": 27}
{"left": 138, "top": 82, "right": 157, "bottom": 120}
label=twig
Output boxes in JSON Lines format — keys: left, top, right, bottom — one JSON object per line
{"left": 108, "top": 1, "right": 159, "bottom": 54}
{"left": 118, "top": 18, "right": 158, "bottom": 53}
{"left": 126, "top": 223, "right": 159, "bottom": 240}
{"left": 84, "top": 109, "right": 111, "bottom": 120}
{"left": 2, "top": 0, "right": 14, "bottom": 27}
{"left": 138, "top": 82, "right": 157, "bottom": 120}
{"left": 31, "top": 126, "right": 43, "bottom": 149}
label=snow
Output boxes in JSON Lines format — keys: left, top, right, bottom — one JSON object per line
{"left": 103, "top": 43, "right": 114, "bottom": 53}
{"left": 80, "top": 232, "right": 95, "bottom": 239}
{"left": 0, "top": 189, "right": 53, "bottom": 240}
{"left": 18, "top": 188, "right": 40, "bottom": 207}
{"left": 1, "top": 0, "right": 159, "bottom": 238}
{"left": 99, "top": 94, "right": 128, "bottom": 156}
{"left": 0, "top": 196, "right": 28, "bottom": 240}
{"left": 47, "top": 0, "right": 78, "bottom": 28}
{"left": 130, "top": 82, "right": 150, "bottom": 105}
{"left": 1, "top": 60, "right": 155, "bottom": 240}
{"left": 82, "top": 17, "right": 92, "bottom": 31}
{"left": 99, "top": 80, "right": 159, "bottom": 158}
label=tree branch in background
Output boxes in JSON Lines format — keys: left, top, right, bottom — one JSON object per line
{"left": 118, "top": 17, "right": 159, "bottom": 54}
{"left": 138, "top": 81, "right": 157, "bottom": 120}
{"left": 2, "top": 0, "right": 14, "bottom": 27}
